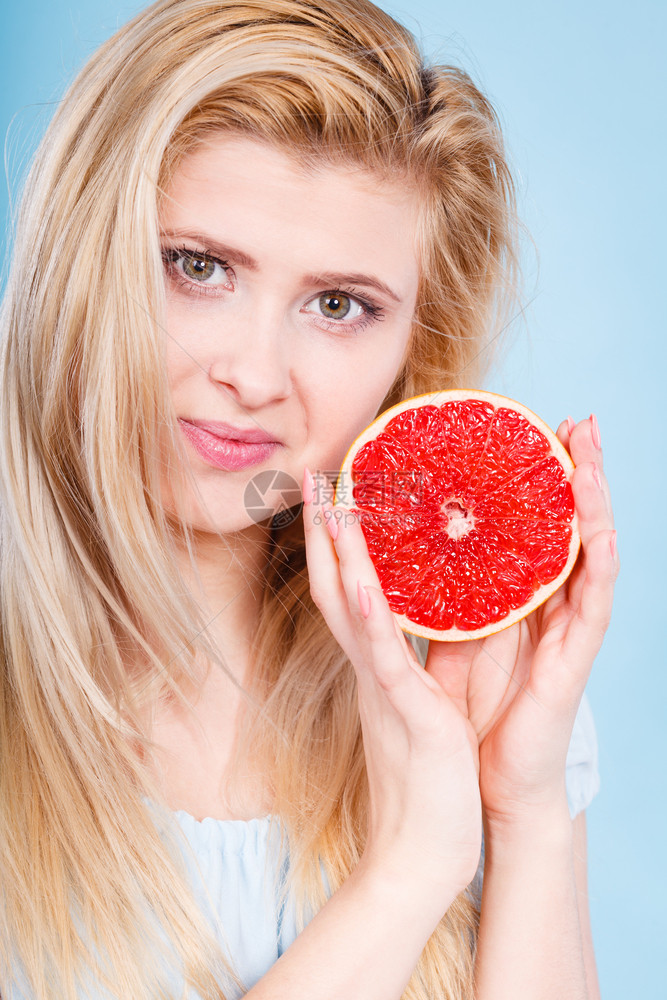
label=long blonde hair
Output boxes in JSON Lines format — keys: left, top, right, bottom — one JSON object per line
{"left": 0, "top": 1, "right": 521, "bottom": 997}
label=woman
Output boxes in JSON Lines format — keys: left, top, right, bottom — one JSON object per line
{"left": 0, "top": 0, "right": 615, "bottom": 997}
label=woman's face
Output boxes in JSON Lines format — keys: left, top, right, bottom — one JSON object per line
{"left": 159, "top": 135, "right": 420, "bottom": 533}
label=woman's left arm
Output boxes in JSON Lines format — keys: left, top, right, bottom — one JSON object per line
{"left": 573, "top": 811, "right": 601, "bottom": 1000}
{"left": 425, "top": 415, "right": 615, "bottom": 999}
{"left": 473, "top": 808, "right": 600, "bottom": 1000}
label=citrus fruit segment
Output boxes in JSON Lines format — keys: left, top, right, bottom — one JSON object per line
{"left": 334, "top": 390, "right": 580, "bottom": 641}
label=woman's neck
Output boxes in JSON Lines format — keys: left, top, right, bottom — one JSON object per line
{"left": 142, "top": 522, "right": 276, "bottom": 821}
{"left": 147, "top": 662, "right": 271, "bottom": 822}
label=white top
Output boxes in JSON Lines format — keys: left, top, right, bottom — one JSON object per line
{"left": 167, "top": 691, "right": 600, "bottom": 995}
{"left": 7, "top": 693, "right": 600, "bottom": 998}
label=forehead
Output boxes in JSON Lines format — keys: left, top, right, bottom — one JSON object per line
{"left": 159, "top": 135, "right": 422, "bottom": 287}
{"left": 163, "top": 133, "right": 417, "bottom": 204}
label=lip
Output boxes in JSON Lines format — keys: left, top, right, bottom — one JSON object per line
{"left": 179, "top": 419, "right": 281, "bottom": 471}
{"left": 182, "top": 418, "right": 280, "bottom": 444}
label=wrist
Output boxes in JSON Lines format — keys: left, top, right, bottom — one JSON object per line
{"left": 354, "top": 850, "right": 464, "bottom": 929}
{"left": 482, "top": 793, "right": 573, "bottom": 855}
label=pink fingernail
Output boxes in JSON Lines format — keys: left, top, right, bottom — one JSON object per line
{"left": 610, "top": 531, "right": 617, "bottom": 559}
{"left": 566, "top": 415, "right": 575, "bottom": 434}
{"left": 302, "top": 466, "right": 314, "bottom": 504}
{"left": 357, "top": 580, "right": 371, "bottom": 619}
{"left": 592, "top": 463, "right": 602, "bottom": 489}
{"left": 590, "top": 414, "right": 601, "bottom": 450}
{"left": 325, "top": 506, "right": 339, "bottom": 541}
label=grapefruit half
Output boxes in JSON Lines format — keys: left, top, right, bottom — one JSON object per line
{"left": 334, "top": 390, "right": 580, "bottom": 640}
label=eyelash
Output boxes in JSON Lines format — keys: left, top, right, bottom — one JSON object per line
{"left": 161, "top": 245, "right": 234, "bottom": 294}
{"left": 160, "top": 244, "right": 386, "bottom": 334}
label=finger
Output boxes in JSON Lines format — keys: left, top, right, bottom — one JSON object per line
{"left": 392, "top": 616, "right": 424, "bottom": 671}
{"left": 329, "top": 510, "right": 444, "bottom": 700}
{"left": 357, "top": 585, "right": 456, "bottom": 732}
{"left": 569, "top": 414, "right": 604, "bottom": 473}
{"left": 301, "top": 470, "right": 363, "bottom": 659}
{"left": 562, "top": 527, "right": 619, "bottom": 672}
{"left": 571, "top": 459, "right": 614, "bottom": 553}
{"left": 568, "top": 415, "right": 613, "bottom": 524}
{"left": 327, "top": 505, "right": 383, "bottom": 624}
{"left": 571, "top": 456, "right": 612, "bottom": 532}
{"left": 424, "top": 639, "right": 477, "bottom": 714}
{"left": 564, "top": 457, "right": 613, "bottom": 612}
{"left": 556, "top": 415, "right": 574, "bottom": 451}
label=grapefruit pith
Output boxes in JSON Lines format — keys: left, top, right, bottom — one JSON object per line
{"left": 334, "top": 390, "right": 580, "bottom": 641}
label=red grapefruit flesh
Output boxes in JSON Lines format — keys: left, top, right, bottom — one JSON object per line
{"left": 334, "top": 390, "right": 580, "bottom": 640}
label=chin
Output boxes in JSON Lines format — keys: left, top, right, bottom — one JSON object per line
{"left": 181, "top": 507, "right": 275, "bottom": 537}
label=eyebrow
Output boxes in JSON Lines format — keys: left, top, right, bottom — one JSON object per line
{"left": 159, "top": 228, "right": 403, "bottom": 303}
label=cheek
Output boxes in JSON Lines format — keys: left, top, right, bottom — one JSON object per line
{"left": 307, "top": 340, "right": 408, "bottom": 461}
{"left": 164, "top": 311, "right": 201, "bottom": 388}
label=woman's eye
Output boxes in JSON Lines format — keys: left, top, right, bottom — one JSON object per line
{"left": 161, "top": 247, "right": 232, "bottom": 291}
{"left": 305, "top": 292, "right": 365, "bottom": 323}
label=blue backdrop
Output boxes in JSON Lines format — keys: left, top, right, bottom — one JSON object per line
{"left": 1, "top": 2, "right": 664, "bottom": 996}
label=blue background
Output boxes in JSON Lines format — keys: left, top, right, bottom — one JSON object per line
{"left": 1, "top": 2, "right": 664, "bottom": 996}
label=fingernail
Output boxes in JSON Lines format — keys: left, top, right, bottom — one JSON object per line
{"left": 566, "top": 415, "right": 575, "bottom": 434}
{"left": 357, "top": 579, "right": 371, "bottom": 619}
{"left": 592, "top": 463, "right": 602, "bottom": 489}
{"left": 590, "top": 413, "right": 601, "bottom": 450}
{"left": 325, "top": 506, "right": 339, "bottom": 541}
{"left": 610, "top": 530, "right": 617, "bottom": 559}
{"left": 302, "top": 466, "right": 314, "bottom": 504}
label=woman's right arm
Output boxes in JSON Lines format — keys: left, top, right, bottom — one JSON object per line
{"left": 243, "top": 481, "right": 483, "bottom": 998}
{"left": 245, "top": 858, "right": 461, "bottom": 999}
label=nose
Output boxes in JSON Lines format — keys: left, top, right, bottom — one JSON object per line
{"left": 206, "top": 300, "right": 293, "bottom": 409}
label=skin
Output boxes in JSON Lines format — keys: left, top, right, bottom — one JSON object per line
{"left": 299, "top": 417, "right": 614, "bottom": 998}
{"left": 155, "top": 133, "right": 616, "bottom": 997}
{"left": 152, "top": 135, "right": 420, "bottom": 817}
{"left": 160, "top": 135, "right": 419, "bottom": 539}
{"left": 312, "top": 417, "right": 615, "bottom": 834}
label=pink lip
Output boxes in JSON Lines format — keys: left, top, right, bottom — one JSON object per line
{"left": 179, "top": 419, "right": 281, "bottom": 471}
{"left": 183, "top": 419, "right": 279, "bottom": 444}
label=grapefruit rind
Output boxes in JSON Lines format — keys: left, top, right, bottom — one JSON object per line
{"left": 334, "top": 389, "right": 581, "bottom": 641}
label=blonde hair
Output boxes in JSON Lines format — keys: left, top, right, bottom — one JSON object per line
{"left": 0, "top": 1, "right": 521, "bottom": 997}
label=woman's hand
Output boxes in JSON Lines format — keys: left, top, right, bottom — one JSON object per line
{"left": 425, "top": 414, "right": 618, "bottom": 828}
{"left": 302, "top": 469, "right": 483, "bottom": 903}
